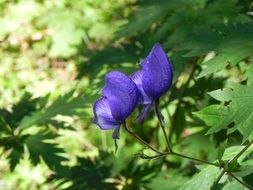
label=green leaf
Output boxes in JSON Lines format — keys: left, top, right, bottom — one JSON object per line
{"left": 19, "top": 91, "right": 87, "bottom": 129}
{"left": 148, "top": 170, "right": 189, "bottom": 190}
{"left": 218, "top": 139, "right": 228, "bottom": 163}
{"left": 116, "top": 1, "right": 176, "bottom": 38}
{"left": 222, "top": 181, "right": 247, "bottom": 190}
{"left": 9, "top": 146, "right": 24, "bottom": 170}
{"left": 179, "top": 166, "right": 221, "bottom": 190}
{"left": 193, "top": 105, "right": 232, "bottom": 134}
{"left": 181, "top": 23, "right": 253, "bottom": 78}
{"left": 0, "top": 135, "right": 26, "bottom": 170}
{"left": 196, "top": 82, "right": 253, "bottom": 140}
{"left": 222, "top": 145, "right": 253, "bottom": 163}
{"left": 244, "top": 64, "right": 253, "bottom": 85}
{"left": 49, "top": 151, "right": 117, "bottom": 190}
{"left": 178, "top": 131, "right": 216, "bottom": 160}
{"left": 25, "top": 132, "right": 67, "bottom": 173}
{"left": 209, "top": 83, "right": 253, "bottom": 140}
{"left": 198, "top": 47, "right": 253, "bottom": 78}
{"left": 0, "top": 92, "right": 47, "bottom": 129}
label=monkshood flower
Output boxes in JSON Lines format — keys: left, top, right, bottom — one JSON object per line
{"left": 93, "top": 71, "right": 139, "bottom": 149}
{"left": 131, "top": 43, "right": 173, "bottom": 121}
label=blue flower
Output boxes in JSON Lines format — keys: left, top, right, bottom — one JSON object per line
{"left": 131, "top": 43, "right": 173, "bottom": 120}
{"left": 93, "top": 71, "right": 139, "bottom": 143}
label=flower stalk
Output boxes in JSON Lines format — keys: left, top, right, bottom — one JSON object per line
{"left": 124, "top": 114, "right": 253, "bottom": 190}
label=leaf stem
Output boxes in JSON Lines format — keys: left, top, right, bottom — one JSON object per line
{"left": 228, "top": 172, "right": 253, "bottom": 190}
{"left": 171, "top": 152, "right": 219, "bottom": 167}
{"left": 214, "top": 142, "right": 253, "bottom": 187}
{"left": 124, "top": 121, "right": 219, "bottom": 167}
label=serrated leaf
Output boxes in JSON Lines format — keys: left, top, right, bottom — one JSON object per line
{"left": 0, "top": 135, "right": 27, "bottom": 170}
{"left": 179, "top": 166, "right": 221, "bottom": 190}
{"left": 194, "top": 105, "right": 232, "bottom": 134}
{"left": 198, "top": 47, "right": 253, "bottom": 78}
{"left": 25, "top": 132, "right": 67, "bottom": 173}
{"left": 181, "top": 23, "right": 253, "bottom": 78}
{"left": 49, "top": 151, "right": 116, "bottom": 190}
{"left": 116, "top": 1, "right": 175, "bottom": 38}
{"left": 234, "top": 160, "right": 253, "bottom": 177}
{"left": 0, "top": 92, "right": 47, "bottom": 130}
{"left": 196, "top": 82, "right": 253, "bottom": 140}
{"left": 19, "top": 91, "right": 86, "bottom": 129}
{"left": 9, "top": 147, "right": 24, "bottom": 170}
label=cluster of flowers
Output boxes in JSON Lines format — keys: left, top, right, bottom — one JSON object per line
{"left": 93, "top": 43, "right": 173, "bottom": 142}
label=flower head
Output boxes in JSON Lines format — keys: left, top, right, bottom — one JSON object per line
{"left": 93, "top": 71, "right": 139, "bottom": 143}
{"left": 131, "top": 43, "right": 173, "bottom": 121}
{"left": 137, "top": 43, "right": 173, "bottom": 102}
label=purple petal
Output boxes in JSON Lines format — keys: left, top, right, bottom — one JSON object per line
{"left": 102, "top": 71, "right": 139, "bottom": 122}
{"left": 141, "top": 43, "right": 173, "bottom": 100}
{"left": 93, "top": 97, "right": 120, "bottom": 130}
{"left": 113, "top": 126, "right": 120, "bottom": 153}
{"left": 112, "top": 126, "right": 120, "bottom": 139}
{"left": 131, "top": 71, "right": 152, "bottom": 104}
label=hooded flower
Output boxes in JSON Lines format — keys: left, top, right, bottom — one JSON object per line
{"left": 93, "top": 71, "right": 140, "bottom": 144}
{"left": 131, "top": 43, "right": 173, "bottom": 120}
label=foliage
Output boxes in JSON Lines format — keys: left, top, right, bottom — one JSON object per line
{"left": 0, "top": 0, "right": 253, "bottom": 189}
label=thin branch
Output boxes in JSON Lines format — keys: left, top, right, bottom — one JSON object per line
{"left": 230, "top": 142, "right": 252, "bottom": 164}
{"left": 214, "top": 142, "right": 253, "bottom": 186}
{"left": 154, "top": 100, "right": 173, "bottom": 153}
{"left": 122, "top": 122, "right": 162, "bottom": 154}
{"left": 124, "top": 121, "right": 220, "bottom": 166}
{"left": 139, "top": 151, "right": 219, "bottom": 166}
{"left": 172, "top": 152, "right": 219, "bottom": 167}
{"left": 228, "top": 172, "right": 253, "bottom": 190}
{"left": 213, "top": 170, "right": 226, "bottom": 187}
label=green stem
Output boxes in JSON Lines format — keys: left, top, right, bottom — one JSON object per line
{"left": 122, "top": 122, "right": 162, "bottom": 154}
{"left": 154, "top": 100, "right": 173, "bottom": 153}
{"left": 213, "top": 170, "right": 226, "bottom": 187}
{"left": 125, "top": 119, "right": 252, "bottom": 190}
{"left": 228, "top": 172, "right": 253, "bottom": 190}
{"left": 172, "top": 152, "right": 219, "bottom": 167}
{"left": 139, "top": 151, "right": 219, "bottom": 166}
{"left": 214, "top": 142, "right": 253, "bottom": 186}
{"left": 125, "top": 121, "right": 219, "bottom": 167}
{"left": 230, "top": 142, "right": 252, "bottom": 164}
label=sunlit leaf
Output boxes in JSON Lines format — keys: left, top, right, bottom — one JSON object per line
{"left": 179, "top": 166, "right": 221, "bottom": 190}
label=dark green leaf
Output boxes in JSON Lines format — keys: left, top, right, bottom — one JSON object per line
{"left": 19, "top": 91, "right": 87, "bottom": 129}
{"left": 25, "top": 132, "right": 67, "bottom": 173}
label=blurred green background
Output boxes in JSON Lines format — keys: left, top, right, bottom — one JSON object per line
{"left": 0, "top": 0, "right": 253, "bottom": 189}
